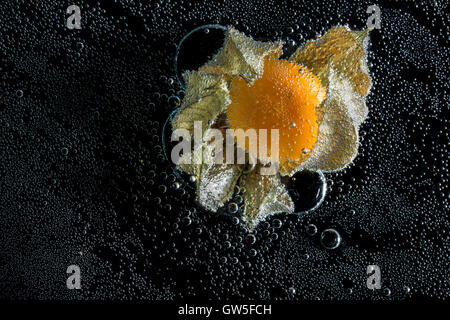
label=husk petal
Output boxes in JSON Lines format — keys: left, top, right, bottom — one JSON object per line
{"left": 199, "top": 26, "right": 284, "bottom": 84}
{"left": 240, "top": 164, "right": 294, "bottom": 228}
{"left": 290, "top": 26, "right": 372, "bottom": 97}
{"left": 293, "top": 68, "right": 368, "bottom": 172}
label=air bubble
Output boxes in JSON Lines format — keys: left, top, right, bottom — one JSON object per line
{"left": 320, "top": 228, "right": 341, "bottom": 250}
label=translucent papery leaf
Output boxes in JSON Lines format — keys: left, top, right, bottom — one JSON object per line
{"left": 197, "top": 162, "right": 242, "bottom": 212}
{"left": 294, "top": 68, "right": 368, "bottom": 173}
{"left": 290, "top": 26, "right": 372, "bottom": 97}
{"left": 240, "top": 164, "right": 294, "bottom": 228}
{"left": 177, "top": 128, "right": 243, "bottom": 212}
{"left": 199, "top": 26, "right": 284, "bottom": 84}
{"left": 171, "top": 71, "right": 230, "bottom": 137}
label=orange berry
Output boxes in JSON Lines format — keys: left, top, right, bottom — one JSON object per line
{"left": 227, "top": 59, "right": 326, "bottom": 168}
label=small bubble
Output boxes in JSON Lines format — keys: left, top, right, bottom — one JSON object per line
{"left": 61, "top": 147, "right": 69, "bottom": 156}
{"left": 305, "top": 224, "right": 318, "bottom": 236}
{"left": 168, "top": 95, "right": 181, "bottom": 108}
{"left": 246, "top": 234, "right": 256, "bottom": 245}
{"left": 272, "top": 219, "right": 282, "bottom": 229}
{"left": 172, "top": 182, "right": 181, "bottom": 189}
{"left": 228, "top": 202, "right": 238, "bottom": 214}
{"left": 320, "top": 228, "right": 341, "bottom": 250}
{"left": 182, "top": 216, "right": 192, "bottom": 226}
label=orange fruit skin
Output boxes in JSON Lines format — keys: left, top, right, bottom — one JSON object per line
{"left": 227, "top": 59, "right": 326, "bottom": 166}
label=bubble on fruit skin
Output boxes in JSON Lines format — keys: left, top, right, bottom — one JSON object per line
{"left": 0, "top": 0, "right": 447, "bottom": 301}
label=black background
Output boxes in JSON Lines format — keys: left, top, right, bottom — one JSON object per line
{"left": 0, "top": 0, "right": 448, "bottom": 302}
